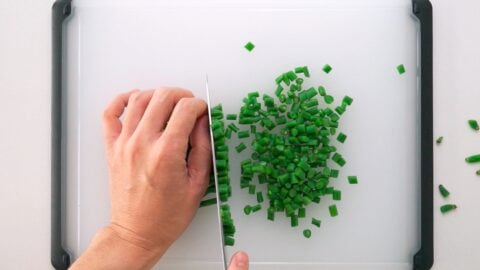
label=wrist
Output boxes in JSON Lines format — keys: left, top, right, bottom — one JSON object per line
{"left": 71, "top": 224, "right": 169, "bottom": 270}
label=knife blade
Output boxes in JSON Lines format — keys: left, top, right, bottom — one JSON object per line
{"left": 205, "top": 75, "right": 228, "bottom": 270}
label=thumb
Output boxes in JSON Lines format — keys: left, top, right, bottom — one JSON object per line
{"left": 227, "top": 252, "right": 249, "bottom": 270}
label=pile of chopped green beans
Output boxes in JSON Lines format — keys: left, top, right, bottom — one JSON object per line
{"left": 226, "top": 66, "right": 356, "bottom": 238}
{"left": 200, "top": 104, "right": 236, "bottom": 245}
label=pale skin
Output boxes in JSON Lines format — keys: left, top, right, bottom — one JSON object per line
{"left": 71, "top": 88, "right": 249, "bottom": 270}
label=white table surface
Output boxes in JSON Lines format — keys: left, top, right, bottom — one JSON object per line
{"left": 0, "top": 0, "right": 479, "bottom": 269}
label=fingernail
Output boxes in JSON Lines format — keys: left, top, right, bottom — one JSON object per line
{"left": 235, "top": 252, "right": 248, "bottom": 267}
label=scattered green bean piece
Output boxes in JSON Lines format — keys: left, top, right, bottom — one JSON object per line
{"left": 225, "top": 236, "right": 235, "bottom": 246}
{"left": 440, "top": 204, "right": 457, "bottom": 214}
{"left": 244, "top": 42, "right": 255, "bottom": 52}
{"left": 324, "top": 95, "right": 334, "bottom": 104}
{"left": 244, "top": 205, "right": 252, "bottom": 215}
{"left": 468, "top": 119, "right": 479, "bottom": 131}
{"left": 291, "top": 215, "right": 299, "bottom": 227}
{"left": 256, "top": 192, "right": 264, "bottom": 203}
{"left": 436, "top": 136, "right": 444, "bottom": 144}
{"left": 311, "top": 218, "right": 321, "bottom": 228}
{"left": 248, "top": 184, "right": 256, "bottom": 194}
{"left": 465, "top": 154, "right": 480, "bottom": 163}
{"left": 342, "top": 96, "right": 353, "bottom": 106}
{"left": 348, "top": 176, "right": 358, "bottom": 184}
{"left": 303, "top": 229, "right": 312, "bottom": 238}
{"left": 332, "top": 190, "right": 342, "bottom": 201}
{"left": 235, "top": 142, "right": 247, "bottom": 153}
{"left": 397, "top": 64, "right": 406, "bottom": 75}
{"left": 329, "top": 205, "right": 338, "bottom": 217}
{"left": 438, "top": 185, "right": 450, "bottom": 198}
{"left": 476, "top": 170, "right": 480, "bottom": 176}
{"left": 252, "top": 204, "right": 262, "bottom": 213}
{"left": 337, "top": 133, "right": 347, "bottom": 143}
{"left": 322, "top": 64, "right": 332, "bottom": 74}
{"left": 199, "top": 198, "right": 217, "bottom": 208}
{"left": 226, "top": 114, "right": 238, "bottom": 120}
{"left": 238, "top": 130, "right": 250, "bottom": 139}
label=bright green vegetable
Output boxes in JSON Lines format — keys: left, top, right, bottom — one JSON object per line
{"left": 235, "top": 142, "right": 247, "bottom": 153}
{"left": 238, "top": 130, "right": 250, "bottom": 139}
{"left": 332, "top": 190, "right": 342, "bottom": 201}
{"left": 397, "top": 64, "right": 406, "bottom": 75}
{"left": 337, "top": 133, "right": 347, "bottom": 143}
{"left": 225, "top": 236, "right": 235, "bottom": 246}
{"left": 256, "top": 192, "right": 264, "bottom": 203}
{"left": 440, "top": 204, "right": 457, "bottom": 214}
{"left": 348, "top": 176, "right": 358, "bottom": 184}
{"left": 252, "top": 204, "right": 262, "bottom": 213}
{"left": 438, "top": 184, "right": 450, "bottom": 198}
{"left": 329, "top": 205, "right": 338, "bottom": 217}
{"left": 199, "top": 198, "right": 217, "bottom": 208}
{"left": 226, "top": 114, "right": 238, "bottom": 120}
{"left": 244, "top": 41, "right": 255, "bottom": 52}
{"left": 322, "top": 64, "right": 332, "bottom": 74}
{"left": 324, "top": 95, "right": 334, "bottom": 104}
{"left": 311, "top": 218, "right": 321, "bottom": 228}
{"left": 468, "top": 119, "right": 479, "bottom": 131}
{"left": 244, "top": 205, "right": 252, "bottom": 215}
{"left": 466, "top": 154, "right": 480, "bottom": 163}
{"left": 303, "top": 229, "right": 312, "bottom": 238}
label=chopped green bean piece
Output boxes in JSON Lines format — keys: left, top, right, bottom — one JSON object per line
{"left": 438, "top": 185, "right": 450, "bottom": 198}
{"left": 440, "top": 204, "right": 457, "bottom": 214}
{"left": 256, "top": 192, "right": 264, "bottom": 203}
{"left": 244, "top": 42, "right": 255, "bottom": 52}
{"left": 348, "top": 176, "right": 358, "bottom": 184}
{"left": 436, "top": 136, "right": 444, "bottom": 144}
{"left": 397, "top": 64, "right": 406, "bottom": 75}
{"left": 311, "top": 218, "right": 321, "bottom": 228}
{"left": 303, "top": 229, "right": 312, "bottom": 238}
{"left": 248, "top": 184, "right": 256, "bottom": 195}
{"left": 298, "top": 207, "right": 306, "bottom": 218}
{"left": 252, "top": 204, "right": 262, "bottom": 213}
{"left": 226, "top": 114, "right": 237, "bottom": 120}
{"left": 337, "top": 133, "right": 347, "bottom": 143}
{"left": 244, "top": 205, "right": 252, "bottom": 215}
{"left": 324, "top": 95, "right": 334, "bottom": 104}
{"left": 322, "top": 64, "right": 332, "bottom": 74}
{"left": 466, "top": 154, "right": 480, "bottom": 163}
{"left": 342, "top": 96, "right": 354, "bottom": 106}
{"left": 468, "top": 119, "right": 479, "bottom": 131}
{"left": 238, "top": 130, "right": 250, "bottom": 139}
{"left": 267, "top": 207, "right": 275, "bottom": 221}
{"left": 332, "top": 190, "right": 342, "bottom": 201}
{"left": 291, "top": 215, "right": 299, "bottom": 227}
{"left": 225, "top": 236, "right": 235, "bottom": 246}
{"left": 329, "top": 205, "right": 338, "bottom": 217}
{"left": 235, "top": 142, "right": 247, "bottom": 153}
{"left": 199, "top": 198, "right": 217, "bottom": 208}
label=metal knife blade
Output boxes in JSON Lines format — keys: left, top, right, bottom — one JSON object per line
{"left": 205, "top": 75, "right": 228, "bottom": 270}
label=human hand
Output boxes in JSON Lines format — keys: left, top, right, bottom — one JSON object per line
{"left": 228, "top": 252, "right": 250, "bottom": 270}
{"left": 102, "top": 88, "right": 211, "bottom": 256}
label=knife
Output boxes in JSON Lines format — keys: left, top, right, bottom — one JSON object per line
{"left": 205, "top": 75, "right": 228, "bottom": 270}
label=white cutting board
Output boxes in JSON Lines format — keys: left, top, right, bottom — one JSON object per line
{"left": 63, "top": 0, "right": 421, "bottom": 269}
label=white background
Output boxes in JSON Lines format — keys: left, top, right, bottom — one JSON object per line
{"left": 0, "top": 0, "right": 479, "bottom": 269}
